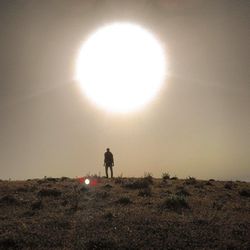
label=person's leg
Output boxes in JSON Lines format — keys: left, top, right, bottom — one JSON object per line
{"left": 110, "top": 166, "right": 113, "bottom": 178}
{"left": 105, "top": 166, "right": 108, "bottom": 178}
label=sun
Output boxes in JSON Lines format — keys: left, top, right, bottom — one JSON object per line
{"left": 76, "top": 22, "right": 167, "bottom": 113}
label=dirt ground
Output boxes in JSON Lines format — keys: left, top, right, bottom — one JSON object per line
{"left": 0, "top": 176, "right": 249, "bottom": 249}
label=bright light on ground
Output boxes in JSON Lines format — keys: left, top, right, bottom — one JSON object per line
{"left": 76, "top": 22, "right": 167, "bottom": 113}
{"left": 85, "top": 179, "right": 90, "bottom": 185}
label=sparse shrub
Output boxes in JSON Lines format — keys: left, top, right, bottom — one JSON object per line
{"left": 123, "top": 179, "right": 150, "bottom": 189}
{"left": 37, "top": 188, "right": 61, "bottom": 197}
{"left": 46, "top": 177, "right": 58, "bottom": 182}
{"left": 103, "top": 184, "right": 113, "bottom": 189}
{"left": 61, "top": 176, "right": 70, "bottom": 181}
{"left": 162, "top": 172, "right": 170, "bottom": 182}
{"left": 95, "top": 191, "right": 109, "bottom": 199}
{"left": 17, "top": 186, "right": 29, "bottom": 192}
{"left": 103, "top": 211, "right": 113, "bottom": 219}
{"left": 138, "top": 187, "right": 152, "bottom": 197}
{"left": 31, "top": 200, "right": 43, "bottom": 210}
{"left": 161, "top": 194, "right": 189, "bottom": 211}
{"left": 61, "top": 200, "right": 68, "bottom": 206}
{"left": 0, "top": 195, "right": 19, "bottom": 205}
{"left": 91, "top": 173, "right": 100, "bottom": 178}
{"left": 205, "top": 181, "right": 213, "bottom": 186}
{"left": 185, "top": 176, "right": 197, "bottom": 185}
{"left": 22, "top": 210, "right": 35, "bottom": 217}
{"left": 209, "top": 179, "right": 215, "bottom": 181}
{"left": 212, "top": 201, "right": 223, "bottom": 210}
{"left": 116, "top": 196, "right": 132, "bottom": 205}
{"left": 194, "top": 182, "right": 205, "bottom": 189}
{"left": 193, "top": 218, "right": 209, "bottom": 225}
{"left": 115, "top": 174, "right": 123, "bottom": 184}
{"left": 176, "top": 187, "right": 190, "bottom": 196}
{"left": 239, "top": 188, "right": 250, "bottom": 197}
{"left": 114, "top": 177, "right": 123, "bottom": 184}
{"left": 224, "top": 181, "right": 234, "bottom": 189}
{"left": 170, "top": 176, "right": 178, "bottom": 180}
{"left": 144, "top": 172, "right": 153, "bottom": 184}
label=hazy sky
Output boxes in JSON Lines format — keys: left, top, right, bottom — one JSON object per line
{"left": 0, "top": 0, "right": 249, "bottom": 180}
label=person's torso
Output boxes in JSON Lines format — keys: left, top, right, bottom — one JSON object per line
{"left": 105, "top": 152, "right": 113, "bottom": 163}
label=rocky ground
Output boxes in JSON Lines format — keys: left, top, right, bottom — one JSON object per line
{"left": 0, "top": 176, "right": 249, "bottom": 249}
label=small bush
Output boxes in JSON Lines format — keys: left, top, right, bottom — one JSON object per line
{"left": 194, "top": 182, "right": 205, "bottom": 189}
{"left": 185, "top": 176, "right": 197, "bottom": 185}
{"left": 46, "top": 177, "right": 58, "bottom": 182}
{"left": 103, "top": 212, "right": 113, "bottom": 219}
{"left": 116, "top": 196, "right": 132, "bottom": 205}
{"left": 31, "top": 200, "right": 43, "bottom": 210}
{"left": 162, "top": 172, "right": 170, "bottom": 181}
{"left": 239, "top": 188, "right": 250, "bottom": 197}
{"left": 138, "top": 187, "right": 152, "bottom": 197}
{"left": 0, "top": 195, "right": 19, "bottom": 205}
{"left": 103, "top": 184, "right": 113, "bottom": 189}
{"left": 176, "top": 187, "right": 190, "bottom": 196}
{"left": 123, "top": 179, "right": 150, "bottom": 189}
{"left": 114, "top": 177, "right": 123, "bottom": 184}
{"left": 224, "top": 181, "right": 233, "bottom": 189}
{"left": 37, "top": 188, "right": 61, "bottom": 197}
{"left": 205, "top": 181, "right": 213, "bottom": 186}
{"left": 95, "top": 191, "right": 109, "bottom": 199}
{"left": 61, "top": 176, "right": 70, "bottom": 181}
{"left": 144, "top": 172, "right": 153, "bottom": 184}
{"left": 161, "top": 195, "right": 189, "bottom": 211}
{"left": 17, "top": 186, "right": 29, "bottom": 192}
{"left": 114, "top": 174, "right": 123, "bottom": 184}
{"left": 170, "top": 176, "right": 178, "bottom": 180}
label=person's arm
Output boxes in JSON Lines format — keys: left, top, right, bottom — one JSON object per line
{"left": 112, "top": 154, "right": 114, "bottom": 166}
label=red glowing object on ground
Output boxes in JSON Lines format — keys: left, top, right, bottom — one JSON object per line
{"left": 76, "top": 176, "right": 99, "bottom": 186}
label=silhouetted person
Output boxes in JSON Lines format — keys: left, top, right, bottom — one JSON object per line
{"left": 104, "top": 148, "right": 114, "bottom": 178}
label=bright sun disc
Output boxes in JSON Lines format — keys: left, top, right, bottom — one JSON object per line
{"left": 76, "top": 22, "right": 167, "bottom": 113}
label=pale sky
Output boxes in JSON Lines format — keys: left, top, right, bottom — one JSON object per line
{"left": 0, "top": 0, "right": 249, "bottom": 180}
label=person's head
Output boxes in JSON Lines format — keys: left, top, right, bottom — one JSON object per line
{"left": 106, "top": 148, "right": 110, "bottom": 152}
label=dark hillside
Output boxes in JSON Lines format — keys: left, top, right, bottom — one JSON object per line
{"left": 0, "top": 177, "right": 249, "bottom": 249}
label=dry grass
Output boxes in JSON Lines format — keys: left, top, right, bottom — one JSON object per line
{"left": 0, "top": 177, "right": 249, "bottom": 249}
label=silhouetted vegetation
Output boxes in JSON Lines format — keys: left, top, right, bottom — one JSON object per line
{"left": 175, "top": 186, "right": 190, "bottom": 196}
{"left": 144, "top": 172, "right": 153, "bottom": 184}
{"left": 224, "top": 181, "right": 237, "bottom": 189}
{"left": 162, "top": 172, "right": 170, "bottom": 181}
{"left": 123, "top": 178, "right": 151, "bottom": 189}
{"left": 31, "top": 200, "right": 43, "bottom": 210}
{"left": 161, "top": 194, "right": 189, "bottom": 211}
{"left": 37, "top": 188, "right": 62, "bottom": 197}
{"left": 170, "top": 175, "right": 178, "bottom": 180}
{"left": 138, "top": 187, "right": 152, "bottom": 197}
{"left": 239, "top": 188, "right": 250, "bottom": 197}
{"left": 0, "top": 195, "right": 19, "bottom": 205}
{"left": 116, "top": 196, "right": 132, "bottom": 205}
{"left": 184, "top": 176, "right": 197, "bottom": 185}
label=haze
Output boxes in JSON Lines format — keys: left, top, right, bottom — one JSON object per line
{"left": 0, "top": 0, "right": 249, "bottom": 181}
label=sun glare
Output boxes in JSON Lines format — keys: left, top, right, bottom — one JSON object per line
{"left": 76, "top": 22, "right": 167, "bottom": 113}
